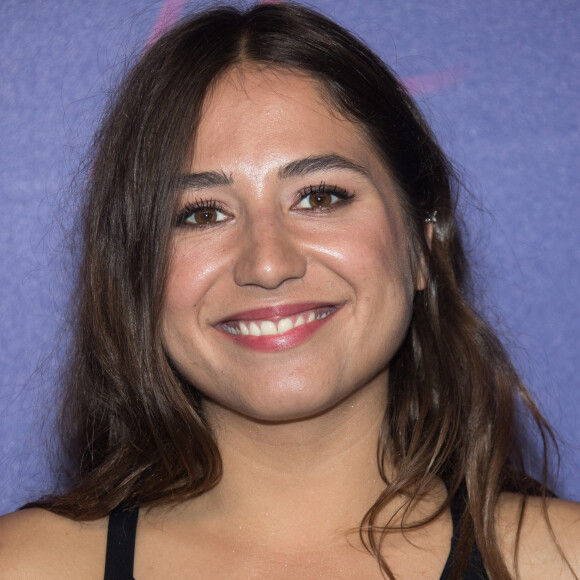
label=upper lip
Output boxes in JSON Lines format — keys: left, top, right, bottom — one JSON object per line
{"left": 215, "top": 302, "right": 340, "bottom": 324}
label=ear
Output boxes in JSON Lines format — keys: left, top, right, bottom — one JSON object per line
{"left": 415, "top": 221, "right": 433, "bottom": 291}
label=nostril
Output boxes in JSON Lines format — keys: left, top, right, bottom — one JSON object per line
{"left": 233, "top": 228, "right": 307, "bottom": 289}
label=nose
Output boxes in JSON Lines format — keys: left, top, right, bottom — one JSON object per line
{"left": 233, "top": 216, "right": 307, "bottom": 289}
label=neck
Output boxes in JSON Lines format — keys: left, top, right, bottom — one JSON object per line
{"left": 190, "top": 377, "right": 393, "bottom": 549}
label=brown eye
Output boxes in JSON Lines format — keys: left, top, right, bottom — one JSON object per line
{"left": 295, "top": 185, "right": 354, "bottom": 211}
{"left": 297, "top": 190, "right": 341, "bottom": 210}
{"left": 308, "top": 192, "right": 332, "bottom": 208}
{"left": 182, "top": 205, "right": 228, "bottom": 226}
{"left": 191, "top": 208, "right": 218, "bottom": 224}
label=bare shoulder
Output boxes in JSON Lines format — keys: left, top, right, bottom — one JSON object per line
{"left": 496, "top": 493, "right": 580, "bottom": 579}
{"left": 0, "top": 508, "right": 108, "bottom": 580}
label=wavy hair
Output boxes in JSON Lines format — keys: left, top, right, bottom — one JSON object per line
{"left": 34, "top": 4, "right": 556, "bottom": 579}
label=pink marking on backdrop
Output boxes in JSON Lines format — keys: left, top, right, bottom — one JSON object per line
{"left": 402, "top": 64, "right": 467, "bottom": 96}
{"left": 255, "top": 0, "right": 466, "bottom": 96}
{"left": 146, "top": 0, "right": 187, "bottom": 48}
{"left": 145, "top": 0, "right": 466, "bottom": 96}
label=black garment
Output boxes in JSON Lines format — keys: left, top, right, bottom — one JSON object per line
{"left": 439, "top": 488, "right": 489, "bottom": 580}
{"left": 103, "top": 506, "right": 138, "bottom": 580}
{"left": 103, "top": 492, "right": 489, "bottom": 579}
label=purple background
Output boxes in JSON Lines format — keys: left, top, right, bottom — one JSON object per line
{"left": 1, "top": 0, "right": 578, "bottom": 514}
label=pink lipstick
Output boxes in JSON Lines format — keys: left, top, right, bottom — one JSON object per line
{"left": 215, "top": 303, "right": 340, "bottom": 352}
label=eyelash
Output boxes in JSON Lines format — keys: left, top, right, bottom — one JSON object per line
{"left": 175, "top": 183, "right": 355, "bottom": 228}
{"left": 175, "top": 198, "right": 227, "bottom": 228}
{"left": 295, "top": 182, "right": 355, "bottom": 210}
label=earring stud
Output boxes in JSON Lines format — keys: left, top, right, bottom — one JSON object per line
{"left": 425, "top": 211, "right": 438, "bottom": 224}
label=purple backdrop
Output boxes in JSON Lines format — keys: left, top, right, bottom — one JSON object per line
{"left": 1, "top": 0, "right": 578, "bottom": 514}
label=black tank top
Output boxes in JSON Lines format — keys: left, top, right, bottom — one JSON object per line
{"left": 103, "top": 492, "right": 489, "bottom": 579}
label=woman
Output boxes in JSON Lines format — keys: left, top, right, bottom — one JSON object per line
{"left": 0, "top": 3, "right": 578, "bottom": 579}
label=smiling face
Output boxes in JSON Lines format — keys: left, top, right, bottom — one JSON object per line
{"left": 161, "top": 67, "right": 421, "bottom": 422}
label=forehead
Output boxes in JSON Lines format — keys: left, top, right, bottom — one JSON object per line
{"left": 190, "top": 65, "right": 379, "bottom": 173}
{"left": 200, "top": 65, "right": 345, "bottom": 126}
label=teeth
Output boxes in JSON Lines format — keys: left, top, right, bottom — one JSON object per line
{"left": 260, "top": 321, "right": 277, "bottom": 336}
{"left": 277, "top": 317, "right": 293, "bottom": 334}
{"left": 223, "top": 307, "right": 335, "bottom": 337}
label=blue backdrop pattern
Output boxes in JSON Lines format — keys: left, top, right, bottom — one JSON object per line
{"left": 1, "top": 0, "right": 578, "bottom": 514}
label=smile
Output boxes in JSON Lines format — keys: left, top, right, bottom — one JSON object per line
{"left": 220, "top": 306, "right": 335, "bottom": 337}
{"left": 215, "top": 304, "right": 340, "bottom": 352}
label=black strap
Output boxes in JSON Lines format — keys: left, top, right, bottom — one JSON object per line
{"left": 439, "top": 487, "right": 488, "bottom": 580}
{"left": 104, "top": 506, "right": 139, "bottom": 580}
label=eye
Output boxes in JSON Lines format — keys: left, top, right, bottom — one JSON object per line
{"left": 186, "top": 207, "right": 227, "bottom": 225}
{"left": 297, "top": 191, "right": 335, "bottom": 209}
{"left": 295, "top": 183, "right": 354, "bottom": 210}
{"left": 176, "top": 200, "right": 229, "bottom": 227}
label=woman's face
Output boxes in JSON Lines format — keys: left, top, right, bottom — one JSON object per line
{"left": 161, "top": 67, "right": 422, "bottom": 422}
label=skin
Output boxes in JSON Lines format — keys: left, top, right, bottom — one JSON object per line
{"left": 0, "top": 68, "right": 579, "bottom": 579}
{"left": 161, "top": 66, "right": 419, "bottom": 425}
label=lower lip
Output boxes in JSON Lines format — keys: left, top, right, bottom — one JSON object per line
{"left": 216, "top": 309, "right": 338, "bottom": 352}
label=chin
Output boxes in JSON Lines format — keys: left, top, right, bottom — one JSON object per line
{"left": 202, "top": 375, "right": 373, "bottom": 425}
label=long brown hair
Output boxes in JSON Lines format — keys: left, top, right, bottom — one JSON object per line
{"left": 33, "top": 3, "right": 557, "bottom": 578}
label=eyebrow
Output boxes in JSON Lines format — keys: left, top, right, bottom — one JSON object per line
{"left": 278, "top": 154, "right": 370, "bottom": 180}
{"left": 177, "top": 154, "right": 370, "bottom": 191}
{"left": 176, "top": 170, "right": 232, "bottom": 191}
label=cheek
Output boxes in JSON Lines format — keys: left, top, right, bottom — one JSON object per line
{"left": 161, "top": 244, "right": 225, "bottom": 357}
{"left": 336, "top": 214, "right": 416, "bottom": 349}
{"left": 163, "top": 241, "right": 226, "bottom": 309}
{"left": 163, "top": 261, "right": 199, "bottom": 320}
{"left": 329, "top": 212, "right": 414, "bottom": 294}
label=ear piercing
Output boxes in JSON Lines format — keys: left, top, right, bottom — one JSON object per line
{"left": 425, "top": 211, "right": 438, "bottom": 224}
